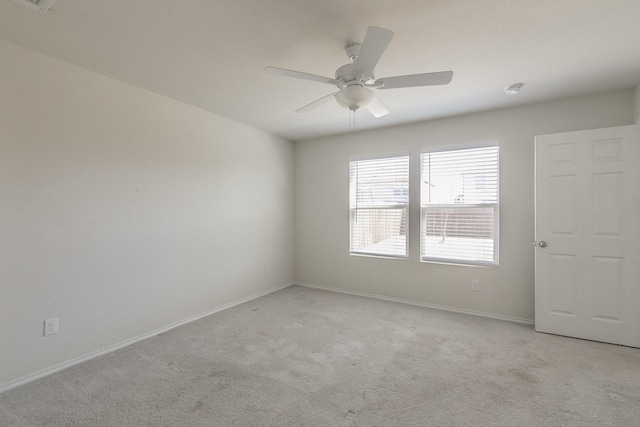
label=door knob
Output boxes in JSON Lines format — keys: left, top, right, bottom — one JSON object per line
{"left": 538, "top": 241, "right": 548, "bottom": 248}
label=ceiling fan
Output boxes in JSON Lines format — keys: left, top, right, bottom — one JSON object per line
{"left": 264, "top": 26, "right": 453, "bottom": 118}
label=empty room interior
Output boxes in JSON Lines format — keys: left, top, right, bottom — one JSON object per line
{"left": 1, "top": 1, "right": 640, "bottom": 425}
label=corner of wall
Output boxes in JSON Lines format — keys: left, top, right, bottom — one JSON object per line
{"left": 0, "top": 41, "right": 296, "bottom": 388}
{"left": 634, "top": 83, "right": 640, "bottom": 124}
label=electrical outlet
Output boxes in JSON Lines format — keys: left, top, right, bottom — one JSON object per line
{"left": 471, "top": 279, "right": 480, "bottom": 292}
{"left": 44, "top": 317, "right": 59, "bottom": 336}
{"left": 265, "top": 265, "right": 271, "bottom": 275}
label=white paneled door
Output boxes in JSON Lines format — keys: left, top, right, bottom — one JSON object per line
{"left": 535, "top": 125, "right": 640, "bottom": 347}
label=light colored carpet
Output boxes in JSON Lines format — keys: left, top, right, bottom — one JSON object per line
{"left": 1, "top": 285, "right": 639, "bottom": 426}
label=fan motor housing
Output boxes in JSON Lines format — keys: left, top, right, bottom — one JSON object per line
{"left": 335, "top": 63, "right": 373, "bottom": 87}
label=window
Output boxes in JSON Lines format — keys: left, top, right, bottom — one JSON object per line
{"left": 350, "top": 154, "right": 409, "bottom": 258}
{"left": 421, "top": 146, "right": 499, "bottom": 266}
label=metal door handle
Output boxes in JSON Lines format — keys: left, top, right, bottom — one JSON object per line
{"left": 538, "top": 241, "right": 548, "bottom": 248}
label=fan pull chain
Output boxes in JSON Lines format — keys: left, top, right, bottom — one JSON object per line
{"left": 349, "top": 110, "right": 356, "bottom": 157}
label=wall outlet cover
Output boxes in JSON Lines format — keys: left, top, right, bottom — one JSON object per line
{"left": 44, "top": 317, "right": 59, "bottom": 336}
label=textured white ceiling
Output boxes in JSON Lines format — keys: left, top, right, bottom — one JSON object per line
{"left": 1, "top": 0, "right": 639, "bottom": 141}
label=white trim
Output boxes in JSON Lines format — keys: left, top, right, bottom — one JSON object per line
{"left": 420, "top": 257, "right": 498, "bottom": 268}
{"left": 297, "top": 282, "right": 534, "bottom": 325}
{"left": 421, "top": 140, "right": 499, "bottom": 154}
{"left": 349, "top": 151, "right": 410, "bottom": 162}
{"left": 350, "top": 252, "right": 409, "bottom": 260}
{"left": 0, "top": 283, "right": 293, "bottom": 394}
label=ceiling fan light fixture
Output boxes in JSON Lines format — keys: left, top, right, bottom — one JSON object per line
{"left": 335, "top": 87, "right": 374, "bottom": 111}
{"left": 10, "top": 0, "right": 55, "bottom": 13}
{"left": 264, "top": 26, "right": 454, "bottom": 117}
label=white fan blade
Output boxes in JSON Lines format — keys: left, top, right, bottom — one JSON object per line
{"left": 365, "top": 96, "right": 389, "bottom": 118}
{"left": 376, "top": 71, "right": 453, "bottom": 90}
{"left": 352, "top": 26, "right": 394, "bottom": 78}
{"left": 264, "top": 66, "right": 339, "bottom": 86}
{"left": 296, "top": 93, "right": 336, "bottom": 113}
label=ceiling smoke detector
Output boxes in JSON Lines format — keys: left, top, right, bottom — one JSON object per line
{"left": 504, "top": 83, "right": 523, "bottom": 95}
{"left": 10, "top": 0, "right": 55, "bottom": 13}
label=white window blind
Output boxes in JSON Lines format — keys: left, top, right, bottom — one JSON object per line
{"left": 421, "top": 146, "right": 499, "bottom": 266}
{"left": 350, "top": 155, "right": 409, "bottom": 258}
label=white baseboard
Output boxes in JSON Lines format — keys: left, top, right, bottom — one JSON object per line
{"left": 297, "top": 282, "right": 535, "bottom": 325}
{"left": 2, "top": 282, "right": 532, "bottom": 394}
{"left": 0, "top": 283, "right": 293, "bottom": 394}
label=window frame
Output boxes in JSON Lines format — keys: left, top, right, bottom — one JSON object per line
{"left": 420, "top": 144, "right": 500, "bottom": 267}
{"left": 349, "top": 152, "right": 410, "bottom": 259}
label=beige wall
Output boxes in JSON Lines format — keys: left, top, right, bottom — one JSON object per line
{"left": 295, "top": 90, "right": 635, "bottom": 322}
{"left": 0, "top": 41, "right": 294, "bottom": 388}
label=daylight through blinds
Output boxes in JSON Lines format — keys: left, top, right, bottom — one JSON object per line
{"left": 421, "top": 146, "right": 499, "bottom": 265}
{"left": 350, "top": 155, "right": 409, "bottom": 258}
